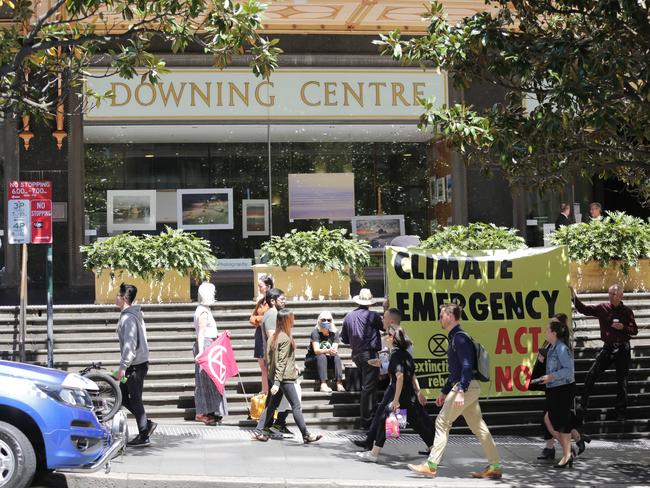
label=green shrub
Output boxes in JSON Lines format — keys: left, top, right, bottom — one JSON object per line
{"left": 551, "top": 211, "right": 650, "bottom": 273}
{"left": 421, "top": 223, "right": 527, "bottom": 252}
{"left": 261, "top": 227, "right": 371, "bottom": 283}
{"left": 80, "top": 226, "right": 217, "bottom": 282}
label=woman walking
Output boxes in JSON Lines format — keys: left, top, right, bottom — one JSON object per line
{"left": 356, "top": 326, "right": 433, "bottom": 462}
{"left": 540, "top": 317, "right": 576, "bottom": 469}
{"left": 253, "top": 308, "right": 322, "bottom": 444}
{"left": 193, "top": 282, "right": 228, "bottom": 425}
{"left": 250, "top": 275, "right": 274, "bottom": 394}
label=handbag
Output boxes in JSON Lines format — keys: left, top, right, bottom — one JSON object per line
{"left": 249, "top": 392, "right": 267, "bottom": 420}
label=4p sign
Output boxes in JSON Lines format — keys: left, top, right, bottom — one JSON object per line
{"left": 7, "top": 181, "right": 53, "bottom": 245}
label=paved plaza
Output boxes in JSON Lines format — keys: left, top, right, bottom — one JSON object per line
{"left": 37, "top": 421, "right": 650, "bottom": 488}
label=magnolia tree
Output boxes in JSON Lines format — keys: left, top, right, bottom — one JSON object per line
{"left": 376, "top": 0, "right": 650, "bottom": 203}
{"left": 0, "top": 0, "right": 280, "bottom": 118}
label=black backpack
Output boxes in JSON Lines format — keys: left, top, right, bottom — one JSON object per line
{"left": 452, "top": 331, "right": 490, "bottom": 382}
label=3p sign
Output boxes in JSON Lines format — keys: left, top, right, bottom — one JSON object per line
{"left": 7, "top": 181, "right": 53, "bottom": 245}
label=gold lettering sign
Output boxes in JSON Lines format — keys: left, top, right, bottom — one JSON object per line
{"left": 88, "top": 69, "right": 447, "bottom": 120}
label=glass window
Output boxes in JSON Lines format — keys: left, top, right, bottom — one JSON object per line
{"left": 84, "top": 124, "right": 434, "bottom": 259}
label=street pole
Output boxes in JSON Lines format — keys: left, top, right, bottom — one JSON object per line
{"left": 46, "top": 244, "right": 54, "bottom": 368}
{"left": 19, "top": 243, "right": 27, "bottom": 362}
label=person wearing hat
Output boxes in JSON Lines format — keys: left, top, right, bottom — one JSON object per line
{"left": 341, "top": 288, "right": 383, "bottom": 428}
{"left": 304, "top": 311, "right": 345, "bottom": 393}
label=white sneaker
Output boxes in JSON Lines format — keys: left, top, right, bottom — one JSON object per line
{"left": 357, "top": 451, "right": 379, "bottom": 463}
{"left": 320, "top": 383, "right": 333, "bottom": 393}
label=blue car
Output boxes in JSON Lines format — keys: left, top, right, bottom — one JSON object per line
{"left": 0, "top": 360, "right": 126, "bottom": 488}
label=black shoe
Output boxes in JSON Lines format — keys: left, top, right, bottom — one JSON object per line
{"left": 127, "top": 434, "right": 151, "bottom": 447}
{"left": 418, "top": 447, "right": 432, "bottom": 456}
{"left": 537, "top": 447, "right": 555, "bottom": 460}
{"left": 352, "top": 439, "right": 371, "bottom": 450}
{"left": 615, "top": 411, "right": 626, "bottom": 422}
{"left": 270, "top": 424, "right": 294, "bottom": 437}
{"left": 553, "top": 455, "right": 574, "bottom": 469}
{"left": 146, "top": 420, "right": 158, "bottom": 438}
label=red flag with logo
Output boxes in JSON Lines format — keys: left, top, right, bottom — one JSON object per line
{"left": 195, "top": 333, "right": 239, "bottom": 395}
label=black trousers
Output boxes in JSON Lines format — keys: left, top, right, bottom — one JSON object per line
{"left": 255, "top": 377, "right": 289, "bottom": 429}
{"left": 581, "top": 342, "right": 630, "bottom": 413}
{"left": 352, "top": 350, "right": 379, "bottom": 427}
{"left": 305, "top": 353, "right": 343, "bottom": 382}
{"left": 261, "top": 382, "right": 310, "bottom": 437}
{"left": 120, "top": 362, "right": 149, "bottom": 435}
{"left": 366, "top": 386, "right": 434, "bottom": 449}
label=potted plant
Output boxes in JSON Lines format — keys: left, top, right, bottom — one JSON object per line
{"left": 81, "top": 226, "right": 217, "bottom": 304}
{"left": 254, "top": 227, "right": 371, "bottom": 300}
{"left": 421, "top": 223, "right": 528, "bottom": 251}
{"left": 551, "top": 212, "right": 650, "bottom": 292}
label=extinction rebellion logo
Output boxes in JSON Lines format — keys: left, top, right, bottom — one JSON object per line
{"left": 207, "top": 344, "right": 228, "bottom": 385}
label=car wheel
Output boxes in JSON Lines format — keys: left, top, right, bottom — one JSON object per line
{"left": 0, "top": 421, "right": 37, "bottom": 488}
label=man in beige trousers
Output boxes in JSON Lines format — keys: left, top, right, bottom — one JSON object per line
{"left": 408, "top": 303, "right": 502, "bottom": 479}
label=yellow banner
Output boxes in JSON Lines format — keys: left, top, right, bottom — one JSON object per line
{"left": 386, "top": 246, "right": 571, "bottom": 398}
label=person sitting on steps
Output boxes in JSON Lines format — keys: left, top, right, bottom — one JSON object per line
{"left": 304, "top": 311, "right": 345, "bottom": 393}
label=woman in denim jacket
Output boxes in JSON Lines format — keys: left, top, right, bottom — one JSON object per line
{"left": 540, "top": 318, "right": 575, "bottom": 469}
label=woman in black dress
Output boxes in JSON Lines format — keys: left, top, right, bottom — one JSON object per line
{"left": 356, "top": 326, "right": 434, "bottom": 462}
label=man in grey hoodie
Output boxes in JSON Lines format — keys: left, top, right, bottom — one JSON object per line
{"left": 116, "top": 283, "right": 157, "bottom": 447}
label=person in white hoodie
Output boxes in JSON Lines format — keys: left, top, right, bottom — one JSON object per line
{"left": 116, "top": 283, "right": 157, "bottom": 447}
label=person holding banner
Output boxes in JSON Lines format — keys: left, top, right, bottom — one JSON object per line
{"left": 572, "top": 285, "right": 637, "bottom": 422}
{"left": 408, "top": 303, "right": 502, "bottom": 480}
{"left": 539, "top": 317, "right": 576, "bottom": 469}
{"left": 253, "top": 309, "right": 322, "bottom": 444}
{"left": 193, "top": 282, "right": 228, "bottom": 425}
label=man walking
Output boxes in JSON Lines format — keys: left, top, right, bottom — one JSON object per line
{"left": 572, "top": 285, "right": 637, "bottom": 421}
{"left": 341, "top": 288, "right": 383, "bottom": 428}
{"left": 116, "top": 283, "right": 156, "bottom": 447}
{"left": 408, "top": 303, "right": 501, "bottom": 479}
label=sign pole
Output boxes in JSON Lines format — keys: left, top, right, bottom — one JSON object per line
{"left": 46, "top": 244, "right": 54, "bottom": 368}
{"left": 19, "top": 243, "right": 28, "bottom": 363}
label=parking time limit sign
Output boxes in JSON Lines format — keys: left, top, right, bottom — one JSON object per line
{"left": 8, "top": 181, "right": 53, "bottom": 244}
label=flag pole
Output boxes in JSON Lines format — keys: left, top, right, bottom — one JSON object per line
{"left": 237, "top": 372, "right": 250, "bottom": 413}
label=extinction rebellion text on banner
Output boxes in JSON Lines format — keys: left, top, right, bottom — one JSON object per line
{"left": 386, "top": 246, "right": 571, "bottom": 398}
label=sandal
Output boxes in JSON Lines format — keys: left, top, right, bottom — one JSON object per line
{"left": 253, "top": 431, "right": 270, "bottom": 442}
{"left": 303, "top": 433, "right": 322, "bottom": 444}
{"left": 195, "top": 414, "right": 217, "bottom": 426}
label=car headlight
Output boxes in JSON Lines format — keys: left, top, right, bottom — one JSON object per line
{"left": 36, "top": 383, "right": 94, "bottom": 409}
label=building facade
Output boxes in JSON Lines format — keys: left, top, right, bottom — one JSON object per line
{"left": 1, "top": 1, "right": 642, "bottom": 302}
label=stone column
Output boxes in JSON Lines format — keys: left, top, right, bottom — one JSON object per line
{"left": 67, "top": 93, "right": 86, "bottom": 286}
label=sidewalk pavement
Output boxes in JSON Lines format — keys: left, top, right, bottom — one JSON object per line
{"left": 37, "top": 421, "right": 650, "bottom": 488}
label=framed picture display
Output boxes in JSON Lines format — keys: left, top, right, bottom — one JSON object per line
{"left": 288, "top": 173, "right": 355, "bottom": 220}
{"left": 351, "top": 215, "right": 405, "bottom": 249}
{"left": 445, "top": 175, "right": 452, "bottom": 203}
{"left": 242, "top": 199, "right": 269, "bottom": 237}
{"left": 177, "top": 188, "right": 234, "bottom": 230}
{"left": 107, "top": 190, "right": 157, "bottom": 233}
{"left": 436, "top": 177, "right": 446, "bottom": 204}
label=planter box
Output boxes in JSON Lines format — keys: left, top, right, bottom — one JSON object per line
{"left": 570, "top": 259, "right": 650, "bottom": 293}
{"left": 252, "top": 265, "right": 351, "bottom": 301}
{"left": 94, "top": 269, "right": 191, "bottom": 304}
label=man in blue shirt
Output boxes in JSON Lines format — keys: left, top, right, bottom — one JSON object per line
{"left": 408, "top": 303, "right": 502, "bottom": 479}
{"left": 341, "top": 288, "right": 383, "bottom": 428}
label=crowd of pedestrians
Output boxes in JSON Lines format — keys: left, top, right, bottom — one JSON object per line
{"left": 112, "top": 275, "right": 637, "bottom": 479}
